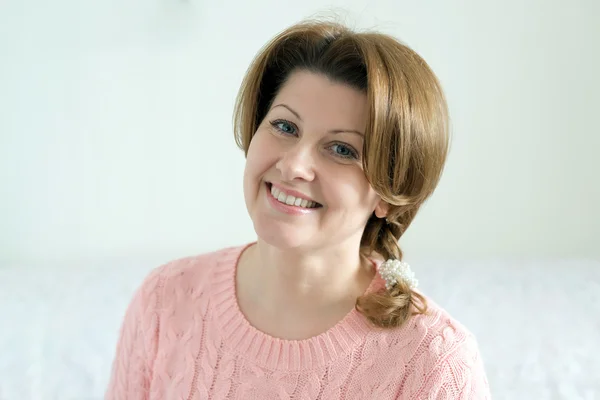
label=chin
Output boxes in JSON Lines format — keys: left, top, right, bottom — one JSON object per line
{"left": 252, "top": 218, "right": 314, "bottom": 251}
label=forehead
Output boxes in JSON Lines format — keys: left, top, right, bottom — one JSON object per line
{"left": 271, "top": 70, "right": 368, "bottom": 131}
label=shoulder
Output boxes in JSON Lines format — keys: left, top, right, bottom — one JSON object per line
{"left": 382, "top": 296, "right": 490, "bottom": 398}
{"left": 412, "top": 297, "right": 477, "bottom": 360}
{"left": 409, "top": 299, "right": 490, "bottom": 397}
{"left": 364, "top": 294, "right": 481, "bottom": 362}
{"left": 134, "top": 244, "right": 246, "bottom": 307}
{"left": 397, "top": 297, "right": 482, "bottom": 367}
{"left": 363, "top": 294, "right": 480, "bottom": 365}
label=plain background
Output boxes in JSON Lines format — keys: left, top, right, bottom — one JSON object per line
{"left": 1, "top": 0, "right": 599, "bottom": 265}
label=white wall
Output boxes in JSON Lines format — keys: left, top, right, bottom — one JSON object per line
{"left": 1, "top": 0, "right": 599, "bottom": 264}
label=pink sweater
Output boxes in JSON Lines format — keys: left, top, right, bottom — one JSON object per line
{"left": 106, "top": 245, "right": 491, "bottom": 399}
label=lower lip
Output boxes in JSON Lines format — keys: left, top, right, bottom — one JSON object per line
{"left": 265, "top": 183, "right": 320, "bottom": 216}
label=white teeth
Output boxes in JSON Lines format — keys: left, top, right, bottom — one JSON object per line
{"left": 269, "top": 185, "right": 319, "bottom": 209}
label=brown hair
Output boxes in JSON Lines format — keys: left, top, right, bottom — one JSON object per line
{"left": 233, "top": 19, "right": 449, "bottom": 329}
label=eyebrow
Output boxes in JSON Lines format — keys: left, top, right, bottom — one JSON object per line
{"left": 271, "top": 103, "right": 365, "bottom": 137}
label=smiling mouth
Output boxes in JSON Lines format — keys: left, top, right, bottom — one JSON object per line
{"left": 266, "top": 183, "right": 323, "bottom": 209}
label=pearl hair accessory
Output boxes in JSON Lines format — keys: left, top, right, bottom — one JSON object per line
{"left": 377, "top": 259, "right": 419, "bottom": 291}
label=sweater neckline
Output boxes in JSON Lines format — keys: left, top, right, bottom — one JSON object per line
{"left": 210, "top": 244, "right": 384, "bottom": 371}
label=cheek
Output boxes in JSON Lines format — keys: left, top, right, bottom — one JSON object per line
{"left": 244, "top": 131, "right": 277, "bottom": 181}
{"left": 243, "top": 135, "right": 266, "bottom": 212}
{"left": 323, "top": 170, "right": 377, "bottom": 211}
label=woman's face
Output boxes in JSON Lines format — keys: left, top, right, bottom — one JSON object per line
{"left": 243, "top": 70, "right": 386, "bottom": 252}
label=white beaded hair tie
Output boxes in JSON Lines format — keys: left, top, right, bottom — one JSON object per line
{"left": 378, "top": 259, "right": 419, "bottom": 291}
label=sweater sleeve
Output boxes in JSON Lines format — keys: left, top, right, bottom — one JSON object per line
{"left": 412, "top": 336, "right": 491, "bottom": 400}
{"left": 105, "top": 266, "right": 166, "bottom": 400}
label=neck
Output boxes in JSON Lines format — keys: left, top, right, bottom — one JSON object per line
{"left": 239, "top": 238, "right": 375, "bottom": 316}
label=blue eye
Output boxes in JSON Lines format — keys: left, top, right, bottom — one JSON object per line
{"left": 330, "top": 143, "right": 359, "bottom": 160}
{"left": 271, "top": 120, "right": 297, "bottom": 135}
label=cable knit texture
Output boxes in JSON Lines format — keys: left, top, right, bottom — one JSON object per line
{"left": 106, "top": 245, "right": 491, "bottom": 399}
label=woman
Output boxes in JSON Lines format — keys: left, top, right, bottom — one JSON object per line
{"left": 106, "top": 19, "right": 491, "bottom": 399}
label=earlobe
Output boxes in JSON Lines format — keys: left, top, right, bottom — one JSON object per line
{"left": 374, "top": 200, "right": 390, "bottom": 219}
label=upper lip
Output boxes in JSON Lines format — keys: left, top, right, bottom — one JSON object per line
{"left": 268, "top": 182, "right": 320, "bottom": 204}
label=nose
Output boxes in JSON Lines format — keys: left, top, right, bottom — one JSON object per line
{"left": 275, "top": 144, "right": 316, "bottom": 182}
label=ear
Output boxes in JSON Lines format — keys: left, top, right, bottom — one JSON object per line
{"left": 374, "top": 200, "right": 390, "bottom": 219}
